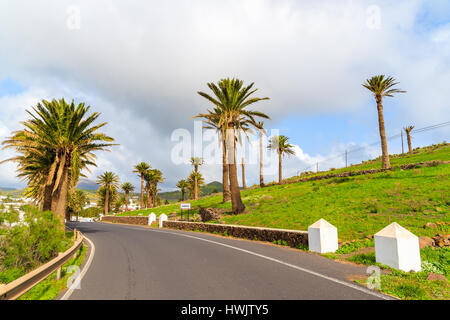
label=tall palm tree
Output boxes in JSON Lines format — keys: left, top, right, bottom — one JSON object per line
{"left": 186, "top": 171, "right": 205, "bottom": 199}
{"left": 96, "top": 171, "right": 120, "bottom": 215}
{"left": 1, "top": 98, "right": 115, "bottom": 223}
{"left": 404, "top": 125, "right": 414, "bottom": 154}
{"left": 362, "top": 75, "right": 406, "bottom": 169}
{"left": 133, "top": 162, "right": 150, "bottom": 209}
{"left": 193, "top": 110, "right": 231, "bottom": 203}
{"left": 197, "top": 78, "right": 270, "bottom": 214}
{"left": 176, "top": 179, "right": 187, "bottom": 201}
{"left": 268, "top": 135, "right": 295, "bottom": 183}
{"left": 144, "top": 169, "right": 163, "bottom": 208}
{"left": 150, "top": 169, "right": 163, "bottom": 207}
{"left": 253, "top": 121, "right": 267, "bottom": 187}
{"left": 190, "top": 157, "right": 204, "bottom": 200}
{"left": 121, "top": 182, "right": 134, "bottom": 210}
{"left": 143, "top": 170, "right": 153, "bottom": 208}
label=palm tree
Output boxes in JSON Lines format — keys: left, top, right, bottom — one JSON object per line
{"left": 97, "top": 186, "right": 118, "bottom": 213}
{"left": 68, "top": 190, "right": 88, "bottom": 221}
{"left": 404, "top": 126, "right": 414, "bottom": 154}
{"left": 1, "top": 98, "right": 115, "bottom": 223}
{"left": 193, "top": 110, "right": 231, "bottom": 203}
{"left": 197, "top": 78, "right": 270, "bottom": 214}
{"left": 150, "top": 169, "right": 163, "bottom": 207}
{"left": 121, "top": 182, "right": 134, "bottom": 210}
{"left": 253, "top": 121, "right": 266, "bottom": 187}
{"left": 144, "top": 169, "right": 164, "bottom": 208}
{"left": 190, "top": 157, "right": 204, "bottom": 200}
{"left": 268, "top": 135, "right": 295, "bottom": 183}
{"left": 241, "top": 157, "right": 247, "bottom": 189}
{"left": 133, "top": 162, "right": 150, "bottom": 209}
{"left": 96, "top": 171, "right": 120, "bottom": 215}
{"left": 186, "top": 171, "right": 205, "bottom": 199}
{"left": 176, "top": 179, "right": 187, "bottom": 201}
{"left": 362, "top": 75, "right": 406, "bottom": 169}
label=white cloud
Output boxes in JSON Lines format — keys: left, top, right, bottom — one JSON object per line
{"left": 0, "top": 0, "right": 449, "bottom": 189}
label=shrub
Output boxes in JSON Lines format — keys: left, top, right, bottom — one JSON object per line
{"left": 80, "top": 206, "right": 102, "bottom": 218}
{"left": 0, "top": 206, "right": 71, "bottom": 284}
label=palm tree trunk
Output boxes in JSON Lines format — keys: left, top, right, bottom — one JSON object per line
{"left": 140, "top": 175, "right": 144, "bottom": 209}
{"left": 226, "top": 126, "right": 245, "bottom": 214}
{"left": 241, "top": 158, "right": 247, "bottom": 189}
{"left": 42, "top": 184, "right": 53, "bottom": 211}
{"left": 259, "top": 131, "right": 264, "bottom": 187}
{"left": 51, "top": 153, "right": 70, "bottom": 225}
{"left": 104, "top": 189, "right": 109, "bottom": 215}
{"left": 146, "top": 188, "right": 152, "bottom": 208}
{"left": 194, "top": 165, "right": 198, "bottom": 200}
{"left": 278, "top": 151, "right": 282, "bottom": 183}
{"left": 181, "top": 190, "right": 185, "bottom": 201}
{"left": 222, "top": 134, "right": 231, "bottom": 202}
{"left": 376, "top": 95, "right": 391, "bottom": 169}
{"left": 125, "top": 192, "right": 129, "bottom": 210}
{"left": 406, "top": 132, "right": 412, "bottom": 154}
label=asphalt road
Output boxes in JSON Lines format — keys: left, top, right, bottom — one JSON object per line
{"left": 65, "top": 221, "right": 389, "bottom": 300}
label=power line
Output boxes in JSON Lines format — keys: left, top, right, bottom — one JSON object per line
{"left": 297, "top": 120, "right": 450, "bottom": 174}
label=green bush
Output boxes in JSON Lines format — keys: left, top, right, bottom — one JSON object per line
{"left": 0, "top": 206, "right": 71, "bottom": 284}
{"left": 80, "top": 206, "right": 102, "bottom": 218}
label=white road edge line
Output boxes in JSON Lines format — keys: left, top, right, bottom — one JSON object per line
{"left": 60, "top": 233, "right": 96, "bottom": 300}
{"left": 119, "top": 224, "right": 392, "bottom": 300}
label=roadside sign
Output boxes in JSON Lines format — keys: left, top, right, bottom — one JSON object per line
{"left": 180, "top": 203, "right": 191, "bottom": 221}
{"left": 180, "top": 203, "right": 191, "bottom": 209}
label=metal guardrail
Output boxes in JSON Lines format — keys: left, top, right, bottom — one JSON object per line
{"left": 0, "top": 229, "right": 84, "bottom": 300}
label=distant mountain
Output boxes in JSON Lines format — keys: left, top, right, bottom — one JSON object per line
{"left": 76, "top": 179, "right": 98, "bottom": 191}
{"left": 0, "top": 188, "right": 25, "bottom": 197}
{"left": 0, "top": 187, "right": 17, "bottom": 192}
{"left": 159, "top": 181, "right": 223, "bottom": 201}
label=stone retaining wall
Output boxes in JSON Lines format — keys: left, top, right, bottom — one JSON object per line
{"left": 101, "top": 215, "right": 148, "bottom": 225}
{"left": 282, "top": 160, "right": 449, "bottom": 185}
{"left": 163, "top": 221, "right": 308, "bottom": 248}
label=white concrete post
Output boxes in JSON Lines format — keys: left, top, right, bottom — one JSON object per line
{"left": 308, "top": 218, "right": 338, "bottom": 253}
{"left": 148, "top": 212, "right": 156, "bottom": 225}
{"left": 99, "top": 214, "right": 103, "bottom": 221}
{"left": 374, "top": 222, "right": 421, "bottom": 272}
{"left": 159, "top": 214, "right": 168, "bottom": 228}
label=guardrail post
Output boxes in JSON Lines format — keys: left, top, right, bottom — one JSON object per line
{"left": 56, "top": 252, "right": 64, "bottom": 280}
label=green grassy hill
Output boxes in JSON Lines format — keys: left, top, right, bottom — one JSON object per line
{"left": 159, "top": 181, "right": 223, "bottom": 201}
{"left": 121, "top": 143, "right": 450, "bottom": 241}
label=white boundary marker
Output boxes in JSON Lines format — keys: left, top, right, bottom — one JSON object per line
{"left": 119, "top": 224, "right": 393, "bottom": 300}
{"left": 60, "top": 234, "right": 96, "bottom": 300}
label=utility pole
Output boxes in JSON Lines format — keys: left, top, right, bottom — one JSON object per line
{"left": 401, "top": 130, "right": 404, "bottom": 154}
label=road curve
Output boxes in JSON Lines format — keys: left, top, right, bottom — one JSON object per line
{"left": 65, "top": 221, "right": 389, "bottom": 300}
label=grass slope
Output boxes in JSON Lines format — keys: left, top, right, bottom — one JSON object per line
{"left": 121, "top": 143, "right": 450, "bottom": 241}
{"left": 159, "top": 181, "right": 223, "bottom": 201}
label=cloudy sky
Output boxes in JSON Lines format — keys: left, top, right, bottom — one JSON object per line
{"left": 0, "top": 0, "right": 449, "bottom": 191}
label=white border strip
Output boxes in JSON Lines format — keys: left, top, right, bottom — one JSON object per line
{"left": 60, "top": 234, "right": 96, "bottom": 300}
